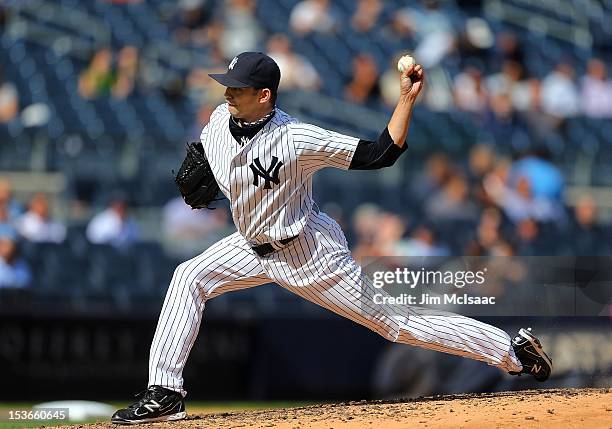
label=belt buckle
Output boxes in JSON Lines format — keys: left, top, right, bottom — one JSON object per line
{"left": 252, "top": 236, "right": 297, "bottom": 258}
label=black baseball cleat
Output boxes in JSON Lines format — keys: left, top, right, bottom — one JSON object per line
{"left": 111, "top": 385, "right": 186, "bottom": 425}
{"left": 509, "top": 327, "right": 553, "bottom": 382}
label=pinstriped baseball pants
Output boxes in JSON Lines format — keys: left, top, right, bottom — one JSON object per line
{"left": 148, "top": 211, "right": 522, "bottom": 396}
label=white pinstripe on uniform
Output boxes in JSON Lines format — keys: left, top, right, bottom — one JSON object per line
{"left": 148, "top": 103, "right": 522, "bottom": 395}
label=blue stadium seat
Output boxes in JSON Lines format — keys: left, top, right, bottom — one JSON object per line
{"left": 86, "top": 243, "right": 136, "bottom": 296}
{"left": 24, "top": 242, "right": 87, "bottom": 297}
{"left": 130, "top": 241, "right": 173, "bottom": 297}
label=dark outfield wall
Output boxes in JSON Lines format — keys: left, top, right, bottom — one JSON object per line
{"left": 0, "top": 308, "right": 610, "bottom": 401}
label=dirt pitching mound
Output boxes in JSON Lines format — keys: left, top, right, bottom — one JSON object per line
{"left": 80, "top": 388, "right": 610, "bottom": 429}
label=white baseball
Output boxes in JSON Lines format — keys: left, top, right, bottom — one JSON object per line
{"left": 397, "top": 55, "right": 415, "bottom": 73}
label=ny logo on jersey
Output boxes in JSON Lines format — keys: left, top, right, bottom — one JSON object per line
{"left": 249, "top": 156, "right": 283, "bottom": 189}
{"left": 229, "top": 57, "right": 238, "bottom": 70}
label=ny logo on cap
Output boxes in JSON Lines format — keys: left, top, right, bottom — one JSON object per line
{"left": 229, "top": 57, "right": 238, "bottom": 70}
{"left": 249, "top": 156, "right": 283, "bottom": 189}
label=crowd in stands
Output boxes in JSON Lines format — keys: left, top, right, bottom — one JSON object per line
{"left": 0, "top": 0, "right": 609, "bottom": 157}
{"left": 348, "top": 145, "right": 609, "bottom": 262}
{"left": 0, "top": 176, "right": 233, "bottom": 289}
{"left": 0, "top": 179, "right": 144, "bottom": 288}
{"left": 7, "top": 0, "right": 600, "bottom": 132}
{"left": 78, "top": 46, "right": 141, "bottom": 100}
{"left": 2, "top": 138, "right": 611, "bottom": 291}
{"left": 158, "top": 0, "right": 612, "bottom": 123}
{"left": 1, "top": 0, "right": 612, "bottom": 295}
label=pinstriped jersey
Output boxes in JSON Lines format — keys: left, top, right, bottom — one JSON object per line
{"left": 200, "top": 103, "right": 359, "bottom": 245}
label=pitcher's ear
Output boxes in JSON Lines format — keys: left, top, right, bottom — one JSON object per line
{"left": 259, "top": 88, "right": 272, "bottom": 103}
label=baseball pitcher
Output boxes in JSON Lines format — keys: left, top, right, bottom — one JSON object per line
{"left": 111, "top": 52, "right": 552, "bottom": 424}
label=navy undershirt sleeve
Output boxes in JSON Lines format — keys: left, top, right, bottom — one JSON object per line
{"left": 348, "top": 127, "right": 408, "bottom": 170}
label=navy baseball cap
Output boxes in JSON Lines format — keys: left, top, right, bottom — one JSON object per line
{"left": 209, "top": 52, "right": 281, "bottom": 92}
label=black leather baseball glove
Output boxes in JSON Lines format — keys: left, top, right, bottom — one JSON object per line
{"left": 175, "top": 142, "right": 220, "bottom": 209}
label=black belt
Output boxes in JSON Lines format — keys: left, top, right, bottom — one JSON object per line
{"left": 252, "top": 235, "right": 298, "bottom": 257}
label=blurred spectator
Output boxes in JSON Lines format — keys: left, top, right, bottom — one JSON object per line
{"left": 510, "top": 150, "right": 564, "bottom": 201}
{"left": 186, "top": 68, "right": 211, "bottom": 104}
{"left": 0, "top": 69, "right": 19, "bottom": 123}
{"left": 519, "top": 79, "right": 554, "bottom": 138}
{"left": 491, "top": 32, "right": 525, "bottom": 71}
{"left": 485, "top": 60, "right": 533, "bottom": 112}
{"left": 411, "top": 153, "right": 453, "bottom": 202}
{"left": 580, "top": 58, "right": 612, "bottom": 118}
{"left": 540, "top": 62, "right": 579, "bottom": 118}
{"left": 0, "top": 179, "right": 23, "bottom": 220}
{"left": 186, "top": 67, "right": 226, "bottom": 106}
{"left": 112, "top": 45, "right": 139, "bottom": 99}
{"left": 394, "top": 0, "right": 456, "bottom": 68}
{"left": 456, "top": 17, "right": 495, "bottom": 64}
{"left": 267, "top": 34, "right": 321, "bottom": 91}
{"left": 483, "top": 92, "right": 527, "bottom": 145}
{"left": 373, "top": 212, "right": 405, "bottom": 256}
{"left": 351, "top": 0, "right": 383, "bottom": 33}
{"left": 344, "top": 53, "right": 380, "bottom": 105}
{"left": 0, "top": 236, "right": 31, "bottom": 289}
{"left": 395, "top": 224, "right": 450, "bottom": 257}
{"left": 78, "top": 48, "right": 115, "bottom": 99}
{"left": 219, "top": 0, "right": 263, "bottom": 59}
{"left": 522, "top": 78, "right": 542, "bottom": 114}
{"left": 468, "top": 144, "right": 495, "bottom": 183}
{"left": 483, "top": 173, "right": 563, "bottom": 224}
{"left": 0, "top": 204, "right": 16, "bottom": 238}
{"left": 573, "top": 195, "right": 598, "bottom": 230}
{"left": 468, "top": 145, "right": 496, "bottom": 205}
{"left": 475, "top": 207, "right": 503, "bottom": 251}
{"left": 425, "top": 173, "right": 478, "bottom": 222}
{"left": 160, "top": 74, "right": 186, "bottom": 102}
{"left": 189, "top": 103, "right": 216, "bottom": 141}
{"left": 350, "top": 203, "right": 382, "bottom": 262}
{"left": 488, "top": 239, "right": 516, "bottom": 257}
{"left": 162, "top": 196, "right": 228, "bottom": 241}
{"left": 16, "top": 194, "right": 66, "bottom": 243}
{"left": 513, "top": 218, "right": 545, "bottom": 256}
{"left": 86, "top": 197, "right": 139, "bottom": 248}
{"left": 386, "top": 9, "right": 412, "bottom": 40}
{"left": 172, "top": 0, "right": 214, "bottom": 46}
{"left": 484, "top": 63, "right": 534, "bottom": 138}
{"left": 0, "top": 4, "right": 7, "bottom": 30}
{"left": 395, "top": 0, "right": 453, "bottom": 40}
{"left": 290, "top": 0, "right": 339, "bottom": 36}
{"left": 453, "top": 64, "right": 487, "bottom": 115}
{"left": 571, "top": 195, "right": 609, "bottom": 255}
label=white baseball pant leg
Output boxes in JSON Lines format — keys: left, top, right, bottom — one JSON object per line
{"left": 148, "top": 231, "right": 270, "bottom": 396}
{"left": 260, "top": 211, "right": 523, "bottom": 374}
